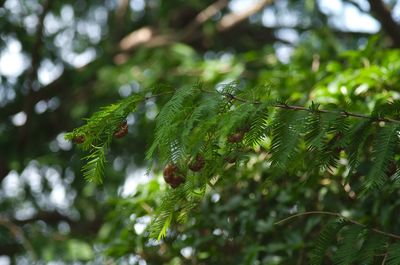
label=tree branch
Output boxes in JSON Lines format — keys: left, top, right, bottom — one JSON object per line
{"left": 343, "top": 0, "right": 367, "bottom": 13}
{"left": 1, "top": 211, "right": 104, "bottom": 257}
{"left": 367, "top": 0, "right": 400, "bottom": 48}
{"left": 0, "top": 218, "right": 37, "bottom": 260}
{"left": 12, "top": 211, "right": 104, "bottom": 235}
{"left": 217, "top": 0, "right": 273, "bottom": 31}
{"left": 275, "top": 211, "right": 400, "bottom": 240}
{"left": 183, "top": 0, "right": 229, "bottom": 38}
{"left": 119, "top": 0, "right": 230, "bottom": 53}
{"left": 18, "top": 0, "right": 53, "bottom": 153}
{"left": 114, "top": 0, "right": 130, "bottom": 41}
{"left": 222, "top": 92, "right": 400, "bottom": 124}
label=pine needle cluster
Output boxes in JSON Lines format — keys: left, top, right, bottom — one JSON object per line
{"left": 68, "top": 82, "right": 400, "bottom": 262}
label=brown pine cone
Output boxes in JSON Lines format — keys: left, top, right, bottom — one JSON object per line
{"left": 225, "top": 154, "right": 237, "bottom": 164}
{"left": 168, "top": 174, "right": 185, "bottom": 188}
{"left": 188, "top": 155, "right": 205, "bottom": 172}
{"left": 114, "top": 121, "right": 128, "bottom": 138}
{"left": 227, "top": 131, "right": 245, "bottom": 143}
{"left": 73, "top": 135, "right": 85, "bottom": 144}
{"left": 163, "top": 163, "right": 185, "bottom": 188}
{"left": 163, "top": 163, "right": 178, "bottom": 178}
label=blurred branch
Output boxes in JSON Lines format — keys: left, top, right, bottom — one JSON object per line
{"left": 119, "top": 26, "right": 160, "bottom": 51}
{"left": 367, "top": 0, "right": 400, "bottom": 48}
{"left": 0, "top": 218, "right": 37, "bottom": 260}
{"left": 217, "top": 0, "right": 273, "bottom": 31}
{"left": 0, "top": 244, "right": 21, "bottom": 256}
{"left": 0, "top": 211, "right": 103, "bottom": 257}
{"left": 1, "top": 23, "right": 372, "bottom": 121}
{"left": 27, "top": 0, "right": 52, "bottom": 85}
{"left": 275, "top": 211, "right": 400, "bottom": 240}
{"left": 117, "top": 0, "right": 273, "bottom": 61}
{"left": 18, "top": 0, "right": 53, "bottom": 152}
{"left": 0, "top": 0, "right": 372, "bottom": 122}
{"left": 343, "top": 0, "right": 367, "bottom": 13}
{"left": 119, "top": 0, "right": 229, "bottom": 52}
{"left": 114, "top": 0, "right": 130, "bottom": 40}
{"left": 220, "top": 91, "right": 400, "bottom": 123}
{"left": 13, "top": 211, "right": 104, "bottom": 234}
{"left": 0, "top": 157, "right": 10, "bottom": 182}
{"left": 182, "top": 0, "right": 229, "bottom": 38}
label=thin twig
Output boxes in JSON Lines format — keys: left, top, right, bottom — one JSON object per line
{"left": 119, "top": 0, "right": 229, "bottom": 52}
{"left": 223, "top": 92, "right": 400, "bottom": 124}
{"left": 183, "top": 0, "right": 229, "bottom": 38}
{"left": 217, "top": 0, "right": 273, "bottom": 31}
{"left": 381, "top": 252, "right": 388, "bottom": 264}
{"left": 274, "top": 104, "right": 400, "bottom": 123}
{"left": 0, "top": 218, "right": 37, "bottom": 260}
{"left": 275, "top": 211, "right": 400, "bottom": 240}
{"left": 144, "top": 91, "right": 175, "bottom": 100}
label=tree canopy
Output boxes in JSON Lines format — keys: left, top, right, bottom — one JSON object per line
{"left": 2, "top": 0, "right": 400, "bottom": 264}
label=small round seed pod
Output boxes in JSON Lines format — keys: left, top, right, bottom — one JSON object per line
{"left": 225, "top": 154, "right": 237, "bottom": 164}
{"left": 163, "top": 163, "right": 178, "bottom": 178}
{"left": 73, "top": 135, "right": 85, "bottom": 144}
{"left": 168, "top": 174, "right": 185, "bottom": 188}
{"left": 188, "top": 155, "right": 205, "bottom": 172}
{"left": 114, "top": 121, "right": 128, "bottom": 138}
{"left": 227, "top": 131, "right": 245, "bottom": 143}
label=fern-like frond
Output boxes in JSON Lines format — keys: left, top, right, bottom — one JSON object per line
{"left": 309, "top": 219, "right": 347, "bottom": 265}
{"left": 244, "top": 103, "right": 269, "bottom": 147}
{"left": 270, "top": 109, "right": 305, "bottom": 168}
{"left": 304, "top": 112, "right": 325, "bottom": 150}
{"left": 81, "top": 143, "right": 108, "bottom": 183}
{"left": 148, "top": 188, "right": 184, "bottom": 239}
{"left": 346, "top": 120, "right": 372, "bottom": 171}
{"left": 218, "top": 102, "right": 256, "bottom": 137}
{"left": 386, "top": 243, "right": 400, "bottom": 265}
{"left": 333, "top": 225, "right": 364, "bottom": 265}
{"left": 372, "top": 100, "right": 400, "bottom": 119}
{"left": 303, "top": 111, "right": 347, "bottom": 170}
{"left": 318, "top": 115, "right": 350, "bottom": 170}
{"left": 390, "top": 169, "right": 400, "bottom": 192}
{"left": 180, "top": 94, "right": 223, "bottom": 155}
{"left": 356, "top": 233, "right": 386, "bottom": 265}
{"left": 65, "top": 93, "right": 142, "bottom": 150}
{"left": 155, "top": 212, "right": 173, "bottom": 240}
{"left": 146, "top": 86, "right": 196, "bottom": 162}
{"left": 149, "top": 170, "right": 210, "bottom": 239}
{"left": 363, "top": 123, "right": 399, "bottom": 192}
{"left": 155, "top": 85, "right": 196, "bottom": 129}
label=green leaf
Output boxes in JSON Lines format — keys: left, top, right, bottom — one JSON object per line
{"left": 66, "top": 240, "right": 94, "bottom": 261}
{"left": 363, "top": 124, "right": 399, "bottom": 192}
{"left": 244, "top": 103, "right": 269, "bottom": 146}
{"left": 333, "top": 225, "right": 364, "bottom": 265}
{"left": 270, "top": 109, "right": 305, "bottom": 168}
{"left": 386, "top": 243, "right": 400, "bottom": 265}
{"left": 81, "top": 144, "right": 108, "bottom": 183}
{"left": 309, "top": 219, "right": 348, "bottom": 265}
{"left": 356, "top": 233, "right": 386, "bottom": 265}
{"left": 346, "top": 120, "right": 372, "bottom": 171}
{"left": 146, "top": 85, "right": 197, "bottom": 162}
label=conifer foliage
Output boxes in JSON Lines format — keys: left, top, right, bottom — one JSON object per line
{"left": 67, "top": 80, "right": 400, "bottom": 263}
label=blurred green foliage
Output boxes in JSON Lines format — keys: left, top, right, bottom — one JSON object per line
{"left": 2, "top": 0, "right": 400, "bottom": 264}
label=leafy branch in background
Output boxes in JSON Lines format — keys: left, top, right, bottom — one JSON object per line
{"left": 64, "top": 90, "right": 167, "bottom": 183}
{"left": 276, "top": 211, "right": 400, "bottom": 265}
{"left": 68, "top": 81, "right": 400, "bottom": 263}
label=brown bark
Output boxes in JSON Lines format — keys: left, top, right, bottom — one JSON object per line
{"left": 368, "top": 0, "right": 400, "bottom": 47}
